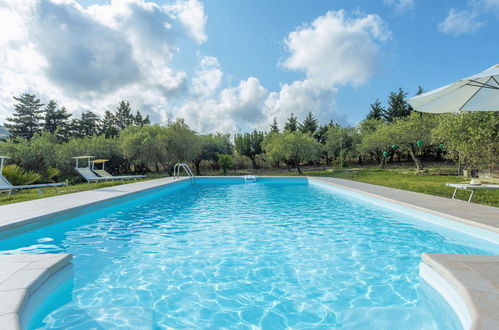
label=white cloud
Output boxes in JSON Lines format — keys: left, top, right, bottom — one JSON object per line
{"left": 0, "top": 0, "right": 206, "bottom": 123}
{"left": 168, "top": 0, "right": 207, "bottom": 43}
{"left": 0, "top": 3, "right": 389, "bottom": 134}
{"left": 177, "top": 77, "right": 269, "bottom": 133}
{"left": 283, "top": 10, "right": 390, "bottom": 87}
{"left": 174, "top": 10, "right": 390, "bottom": 133}
{"left": 438, "top": 0, "right": 499, "bottom": 35}
{"left": 438, "top": 8, "right": 481, "bottom": 35}
{"left": 383, "top": 0, "right": 415, "bottom": 14}
{"left": 191, "top": 56, "right": 223, "bottom": 97}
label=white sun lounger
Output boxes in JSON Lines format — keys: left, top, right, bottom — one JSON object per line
{"left": 91, "top": 159, "right": 145, "bottom": 180}
{"left": 73, "top": 156, "right": 145, "bottom": 183}
{"left": 0, "top": 156, "right": 67, "bottom": 196}
{"left": 446, "top": 183, "right": 499, "bottom": 202}
{"left": 75, "top": 167, "right": 114, "bottom": 183}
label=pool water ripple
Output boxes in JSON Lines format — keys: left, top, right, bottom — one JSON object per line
{"left": 0, "top": 179, "right": 497, "bottom": 329}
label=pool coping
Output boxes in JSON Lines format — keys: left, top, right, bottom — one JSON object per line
{"left": 420, "top": 254, "right": 499, "bottom": 330}
{"left": 0, "top": 254, "right": 72, "bottom": 330}
{"left": 0, "top": 175, "right": 498, "bottom": 328}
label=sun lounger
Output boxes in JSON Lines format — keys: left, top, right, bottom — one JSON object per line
{"left": 75, "top": 167, "right": 114, "bottom": 183}
{"left": 0, "top": 156, "right": 67, "bottom": 196}
{"left": 446, "top": 183, "right": 499, "bottom": 202}
{"left": 73, "top": 156, "right": 145, "bottom": 183}
{"left": 91, "top": 159, "right": 145, "bottom": 180}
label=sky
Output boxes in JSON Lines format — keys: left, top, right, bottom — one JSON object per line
{"left": 0, "top": 0, "right": 498, "bottom": 133}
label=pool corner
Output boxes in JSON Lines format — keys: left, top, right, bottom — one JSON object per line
{"left": 0, "top": 254, "right": 73, "bottom": 329}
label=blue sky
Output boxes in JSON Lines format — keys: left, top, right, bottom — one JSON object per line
{"left": 1, "top": 0, "right": 498, "bottom": 132}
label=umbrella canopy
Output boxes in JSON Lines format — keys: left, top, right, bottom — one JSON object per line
{"left": 408, "top": 64, "right": 499, "bottom": 113}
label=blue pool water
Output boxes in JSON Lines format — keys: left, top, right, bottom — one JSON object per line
{"left": 1, "top": 178, "right": 498, "bottom": 329}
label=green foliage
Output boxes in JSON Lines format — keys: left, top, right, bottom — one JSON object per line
{"left": 284, "top": 113, "right": 298, "bottom": 132}
{"left": 324, "top": 125, "right": 357, "bottom": 162}
{"left": 366, "top": 100, "right": 384, "bottom": 120}
{"left": 217, "top": 153, "right": 233, "bottom": 175}
{"left": 234, "top": 130, "right": 264, "bottom": 169}
{"left": 383, "top": 88, "right": 412, "bottom": 123}
{"left": 432, "top": 112, "right": 499, "bottom": 171}
{"left": 193, "top": 133, "right": 232, "bottom": 175}
{"left": 269, "top": 118, "right": 279, "bottom": 134}
{"left": 4, "top": 93, "right": 45, "bottom": 139}
{"left": 2, "top": 164, "right": 41, "bottom": 185}
{"left": 120, "top": 120, "right": 201, "bottom": 174}
{"left": 262, "top": 131, "right": 321, "bottom": 173}
{"left": 300, "top": 111, "right": 318, "bottom": 135}
{"left": 44, "top": 100, "right": 72, "bottom": 140}
{"left": 71, "top": 111, "right": 101, "bottom": 138}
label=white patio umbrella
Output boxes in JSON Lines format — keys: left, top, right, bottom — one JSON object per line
{"left": 408, "top": 64, "right": 499, "bottom": 113}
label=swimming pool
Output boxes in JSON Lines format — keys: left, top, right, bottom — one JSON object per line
{"left": 1, "top": 177, "right": 498, "bottom": 329}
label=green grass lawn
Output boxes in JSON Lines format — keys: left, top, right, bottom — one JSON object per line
{"left": 299, "top": 168, "right": 499, "bottom": 207}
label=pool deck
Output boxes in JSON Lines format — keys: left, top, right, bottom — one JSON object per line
{"left": 0, "top": 175, "right": 498, "bottom": 329}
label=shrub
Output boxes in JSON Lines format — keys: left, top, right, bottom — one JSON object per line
{"left": 2, "top": 164, "right": 41, "bottom": 185}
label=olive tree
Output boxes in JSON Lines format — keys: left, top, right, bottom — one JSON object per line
{"left": 262, "top": 131, "right": 321, "bottom": 174}
{"left": 432, "top": 111, "right": 499, "bottom": 173}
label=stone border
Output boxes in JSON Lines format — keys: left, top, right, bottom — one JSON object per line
{"left": 0, "top": 254, "right": 72, "bottom": 329}
{"left": 421, "top": 254, "right": 499, "bottom": 330}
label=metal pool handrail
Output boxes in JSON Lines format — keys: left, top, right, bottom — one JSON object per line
{"left": 173, "top": 163, "right": 195, "bottom": 183}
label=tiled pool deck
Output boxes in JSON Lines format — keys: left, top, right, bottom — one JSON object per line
{"left": 0, "top": 176, "right": 497, "bottom": 329}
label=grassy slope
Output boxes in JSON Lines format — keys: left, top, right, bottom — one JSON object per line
{"left": 299, "top": 168, "right": 499, "bottom": 208}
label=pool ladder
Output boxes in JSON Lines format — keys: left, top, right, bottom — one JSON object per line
{"left": 244, "top": 175, "right": 257, "bottom": 183}
{"left": 173, "top": 163, "right": 195, "bottom": 183}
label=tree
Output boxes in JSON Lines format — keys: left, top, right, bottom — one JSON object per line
{"left": 120, "top": 125, "right": 168, "bottom": 172}
{"left": 432, "top": 112, "right": 499, "bottom": 173}
{"left": 134, "top": 110, "right": 150, "bottom": 126}
{"left": 366, "top": 100, "right": 384, "bottom": 120}
{"left": 115, "top": 101, "right": 135, "bottom": 129}
{"left": 100, "top": 111, "right": 119, "bottom": 138}
{"left": 270, "top": 118, "right": 279, "bottom": 134}
{"left": 324, "top": 124, "right": 356, "bottom": 165}
{"left": 71, "top": 111, "right": 101, "bottom": 138}
{"left": 357, "top": 119, "right": 389, "bottom": 167}
{"left": 5, "top": 93, "right": 45, "bottom": 139}
{"left": 416, "top": 86, "right": 425, "bottom": 95}
{"left": 234, "top": 130, "right": 264, "bottom": 169}
{"left": 383, "top": 88, "right": 412, "bottom": 123}
{"left": 217, "top": 154, "right": 233, "bottom": 175}
{"left": 284, "top": 113, "right": 298, "bottom": 132}
{"left": 262, "top": 131, "right": 321, "bottom": 174}
{"left": 44, "top": 100, "right": 72, "bottom": 140}
{"left": 387, "top": 113, "right": 437, "bottom": 170}
{"left": 192, "top": 133, "right": 232, "bottom": 175}
{"left": 163, "top": 119, "right": 201, "bottom": 167}
{"left": 300, "top": 111, "right": 318, "bottom": 135}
